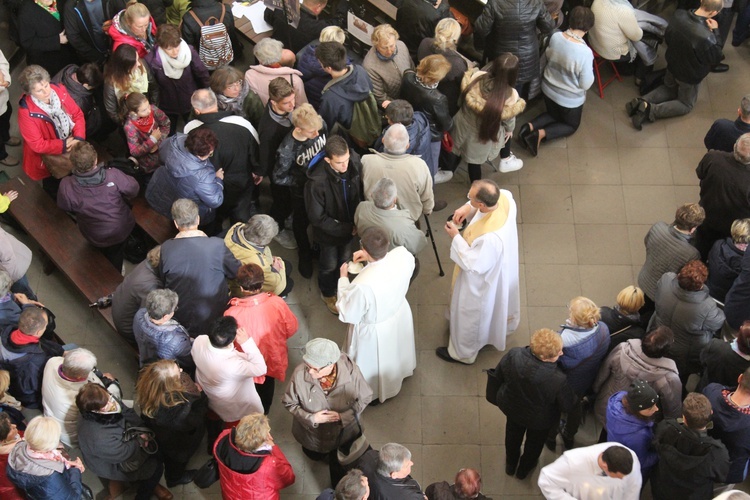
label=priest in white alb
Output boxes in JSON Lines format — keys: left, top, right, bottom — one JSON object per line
{"left": 437, "top": 179, "right": 521, "bottom": 364}
{"left": 337, "top": 227, "right": 416, "bottom": 403}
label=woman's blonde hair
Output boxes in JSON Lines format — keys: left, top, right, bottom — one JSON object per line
{"left": 616, "top": 286, "right": 645, "bottom": 315}
{"left": 235, "top": 413, "right": 271, "bottom": 452}
{"left": 371, "top": 24, "right": 399, "bottom": 47}
{"left": 731, "top": 218, "right": 750, "bottom": 245}
{"left": 530, "top": 328, "right": 563, "bottom": 361}
{"left": 291, "top": 103, "right": 323, "bottom": 131}
{"left": 568, "top": 296, "right": 601, "bottom": 328}
{"left": 135, "top": 360, "right": 187, "bottom": 418}
{"left": 416, "top": 54, "right": 451, "bottom": 85}
{"left": 319, "top": 26, "right": 346, "bottom": 44}
{"left": 434, "top": 18, "right": 461, "bottom": 51}
{"left": 123, "top": 1, "right": 151, "bottom": 29}
{"left": 0, "top": 370, "right": 9, "bottom": 398}
{"left": 25, "top": 417, "right": 61, "bottom": 452}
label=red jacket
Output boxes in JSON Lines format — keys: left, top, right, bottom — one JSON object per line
{"left": 213, "top": 429, "right": 295, "bottom": 500}
{"left": 224, "top": 293, "right": 298, "bottom": 382}
{"left": 107, "top": 10, "right": 157, "bottom": 58}
{"left": 18, "top": 84, "right": 86, "bottom": 181}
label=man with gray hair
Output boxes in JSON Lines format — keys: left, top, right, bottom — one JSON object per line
{"left": 224, "top": 214, "right": 294, "bottom": 297}
{"left": 354, "top": 178, "right": 426, "bottom": 256}
{"left": 132, "top": 289, "right": 194, "bottom": 371}
{"left": 362, "top": 443, "right": 425, "bottom": 499}
{"left": 159, "top": 199, "right": 241, "bottom": 337}
{"left": 42, "top": 348, "right": 120, "bottom": 447}
{"left": 695, "top": 133, "right": 750, "bottom": 258}
{"left": 361, "top": 123, "right": 435, "bottom": 223}
{"left": 704, "top": 95, "right": 750, "bottom": 153}
{"left": 184, "top": 88, "right": 261, "bottom": 223}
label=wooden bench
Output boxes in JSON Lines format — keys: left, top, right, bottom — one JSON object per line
{"left": 132, "top": 197, "right": 176, "bottom": 245}
{"left": 0, "top": 175, "right": 123, "bottom": 330}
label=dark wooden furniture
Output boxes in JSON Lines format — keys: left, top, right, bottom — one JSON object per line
{"left": 132, "top": 197, "right": 176, "bottom": 245}
{"left": 0, "top": 175, "right": 123, "bottom": 330}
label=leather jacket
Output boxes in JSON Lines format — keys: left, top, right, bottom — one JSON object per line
{"left": 665, "top": 9, "right": 723, "bottom": 84}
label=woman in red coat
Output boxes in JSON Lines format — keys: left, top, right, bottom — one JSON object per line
{"left": 107, "top": 2, "right": 157, "bottom": 58}
{"left": 213, "top": 413, "right": 295, "bottom": 500}
{"left": 224, "top": 263, "right": 299, "bottom": 415}
{"left": 17, "top": 65, "right": 85, "bottom": 195}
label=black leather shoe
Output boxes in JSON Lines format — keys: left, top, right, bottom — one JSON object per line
{"left": 515, "top": 461, "right": 538, "bottom": 480}
{"left": 625, "top": 98, "right": 641, "bottom": 117}
{"left": 519, "top": 123, "right": 531, "bottom": 140}
{"left": 435, "top": 347, "right": 470, "bottom": 364}
{"left": 632, "top": 101, "right": 649, "bottom": 131}
{"left": 433, "top": 199, "right": 448, "bottom": 212}
{"left": 524, "top": 130, "right": 540, "bottom": 157}
{"left": 505, "top": 462, "right": 517, "bottom": 476}
{"left": 711, "top": 63, "right": 729, "bottom": 73}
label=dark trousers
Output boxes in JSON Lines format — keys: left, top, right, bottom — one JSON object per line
{"left": 163, "top": 457, "right": 189, "bottom": 484}
{"left": 0, "top": 103, "right": 11, "bottom": 161}
{"left": 11, "top": 275, "right": 37, "bottom": 301}
{"left": 134, "top": 459, "right": 165, "bottom": 500}
{"left": 558, "top": 396, "right": 583, "bottom": 439}
{"left": 269, "top": 182, "right": 293, "bottom": 230}
{"left": 42, "top": 176, "right": 61, "bottom": 201}
{"left": 318, "top": 241, "right": 354, "bottom": 297}
{"left": 468, "top": 163, "right": 482, "bottom": 182}
{"left": 220, "top": 183, "right": 259, "bottom": 224}
{"left": 734, "top": 0, "right": 750, "bottom": 45}
{"left": 291, "top": 191, "right": 311, "bottom": 259}
{"left": 505, "top": 419, "right": 549, "bottom": 474}
{"left": 99, "top": 241, "right": 125, "bottom": 271}
{"left": 531, "top": 96, "right": 584, "bottom": 142}
{"left": 694, "top": 225, "right": 725, "bottom": 261}
{"left": 165, "top": 112, "right": 190, "bottom": 137}
{"left": 255, "top": 376, "right": 276, "bottom": 415}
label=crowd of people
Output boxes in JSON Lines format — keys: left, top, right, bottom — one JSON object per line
{"left": 0, "top": 0, "right": 749, "bottom": 497}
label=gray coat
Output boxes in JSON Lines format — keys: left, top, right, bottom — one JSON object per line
{"left": 649, "top": 273, "right": 725, "bottom": 377}
{"left": 282, "top": 354, "right": 373, "bottom": 453}
{"left": 111, "top": 260, "right": 162, "bottom": 343}
{"left": 637, "top": 222, "right": 701, "bottom": 300}
{"left": 593, "top": 339, "right": 682, "bottom": 427}
{"left": 354, "top": 201, "right": 426, "bottom": 255}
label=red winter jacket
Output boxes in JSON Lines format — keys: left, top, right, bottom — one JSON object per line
{"left": 224, "top": 293, "right": 298, "bottom": 382}
{"left": 107, "top": 10, "right": 157, "bottom": 58}
{"left": 18, "top": 84, "right": 86, "bottom": 181}
{"left": 213, "top": 429, "right": 295, "bottom": 500}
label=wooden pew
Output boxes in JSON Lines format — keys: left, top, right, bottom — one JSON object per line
{"left": 132, "top": 197, "right": 176, "bottom": 245}
{"left": 0, "top": 175, "right": 123, "bottom": 330}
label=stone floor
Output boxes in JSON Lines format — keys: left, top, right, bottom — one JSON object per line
{"left": 4, "top": 14, "right": 750, "bottom": 500}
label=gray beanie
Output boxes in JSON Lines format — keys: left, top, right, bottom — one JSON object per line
{"left": 303, "top": 338, "right": 340, "bottom": 368}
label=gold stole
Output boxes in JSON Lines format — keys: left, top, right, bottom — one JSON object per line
{"left": 451, "top": 194, "right": 510, "bottom": 288}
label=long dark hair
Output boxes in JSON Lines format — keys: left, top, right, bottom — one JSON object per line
{"left": 474, "top": 53, "right": 519, "bottom": 143}
{"left": 105, "top": 44, "right": 144, "bottom": 91}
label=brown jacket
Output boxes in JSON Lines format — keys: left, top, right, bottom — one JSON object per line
{"left": 282, "top": 353, "right": 373, "bottom": 453}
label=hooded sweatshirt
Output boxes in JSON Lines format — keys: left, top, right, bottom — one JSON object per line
{"left": 318, "top": 65, "right": 373, "bottom": 132}
{"left": 605, "top": 391, "right": 658, "bottom": 471}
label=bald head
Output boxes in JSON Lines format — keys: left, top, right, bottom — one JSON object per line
{"left": 191, "top": 88, "right": 219, "bottom": 114}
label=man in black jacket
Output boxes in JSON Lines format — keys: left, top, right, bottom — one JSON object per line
{"left": 64, "top": 0, "right": 124, "bottom": 65}
{"left": 629, "top": 0, "right": 723, "bottom": 130}
{"left": 652, "top": 393, "right": 730, "bottom": 500}
{"left": 185, "top": 89, "right": 261, "bottom": 224}
{"left": 264, "top": 0, "right": 340, "bottom": 54}
{"left": 304, "top": 135, "right": 361, "bottom": 314}
{"left": 395, "top": 0, "right": 452, "bottom": 62}
{"left": 363, "top": 443, "right": 425, "bottom": 500}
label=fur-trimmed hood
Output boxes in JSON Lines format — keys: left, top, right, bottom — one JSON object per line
{"left": 460, "top": 68, "right": 526, "bottom": 121}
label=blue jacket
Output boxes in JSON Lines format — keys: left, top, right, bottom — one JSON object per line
{"left": 0, "top": 326, "right": 58, "bottom": 409}
{"left": 707, "top": 237, "right": 744, "bottom": 303}
{"left": 373, "top": 111, "right": 433, "bottom": 162}
{"left": 606, "top": 391, "right": 658, "bottom": 471}
{"left": 6, "top": 440, "right": 82, "bottom": 500}
{"left": 704, "top": 383, "right": 750, "bottom": 483}
{"left": 146, "top": 134, "right": 224, "bottom": 223}
{"left": 559, "top": 323, "right": 610, "bottom": 395}
{"left": 132, "top": 307, "right": 194, "bottom": 370}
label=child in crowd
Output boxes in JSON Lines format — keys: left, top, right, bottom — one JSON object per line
{"left": 121, "top": 92, "right": 171, "bottom": 174}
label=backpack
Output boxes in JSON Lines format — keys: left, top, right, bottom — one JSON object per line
{"left": 189, "top": 4, "right": 234, "bottom": 69}
{"left": 347, "top": 92, "right": 382, "bottom": 148}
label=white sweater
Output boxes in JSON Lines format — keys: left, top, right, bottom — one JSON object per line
{"left": 588, "top": 0, "right": 643, "bottom": 60}
{"left": 538, "top": 443, "right": 642, "bottom": 500}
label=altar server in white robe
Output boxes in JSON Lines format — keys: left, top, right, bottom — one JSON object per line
{"left": 338, "top": 226, "right": 416, "bottom": 403}
{"left": 436, "top": 179, "right": 521, "bottom": 365}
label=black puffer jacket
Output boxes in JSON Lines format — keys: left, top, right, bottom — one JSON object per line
{"left": 664, "top": 9, "right": 723, "bottom": 85}
{"left": 707, "top": 237, "right": 744, "bottom": 303}
{"left": 142, "top": 391, "right": 208, "bottom": 464}
{"left": 495, "top": 346, "right": 576, "bottom": 430}
{"left": 399, "top": 70, "right": 453, "bottom": 141}
{"left": 473, "top": 0, "right": 555, "bottom": 83}
{"left": 304, "top": 154, "right": 362, "bottom": 247}
{"left": 395, "top": 0, "right": 452, "bottom": 61}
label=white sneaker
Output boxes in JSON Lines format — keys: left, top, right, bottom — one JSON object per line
{"left": 499, "top": 154, "right": 523, "bottom": 173}
{"left": 273, "top": 229, "right": 298, "bottom": 249}
{"left": 434, "top": 170, "right": 454, "bottom": 184}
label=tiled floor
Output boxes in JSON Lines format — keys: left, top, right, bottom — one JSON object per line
{"left": 4, "top": 16, "right": 750, "bottom": 500}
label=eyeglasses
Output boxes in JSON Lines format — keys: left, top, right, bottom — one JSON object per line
{"left": 227, "top": 81, "right": 242, "bottom": 89}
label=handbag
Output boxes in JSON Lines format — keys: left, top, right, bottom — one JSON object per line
{"left": 193, "top": 457, "right": 220, "bottom": 488}
{"left": 118, "top": 425, "right": 158, "bottom": 473}
{"left": 41, "top": 153, "right": 73, "bottom": 179}
{"left": 484, "top": 363, "right": 502, "bottom": 407}
{"left": 336, "top": 415, "right": 369, "bottom": 467}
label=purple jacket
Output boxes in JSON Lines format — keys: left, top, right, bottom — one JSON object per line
{"left": 144, "top": 45, "right": 210, "bottom": 115}
{"left": 57, "top": 165, "right": 139, "bottom": 247}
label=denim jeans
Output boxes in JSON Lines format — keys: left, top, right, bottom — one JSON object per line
{"left": 318, "top": 240, "right": 354, "bottom": 297}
